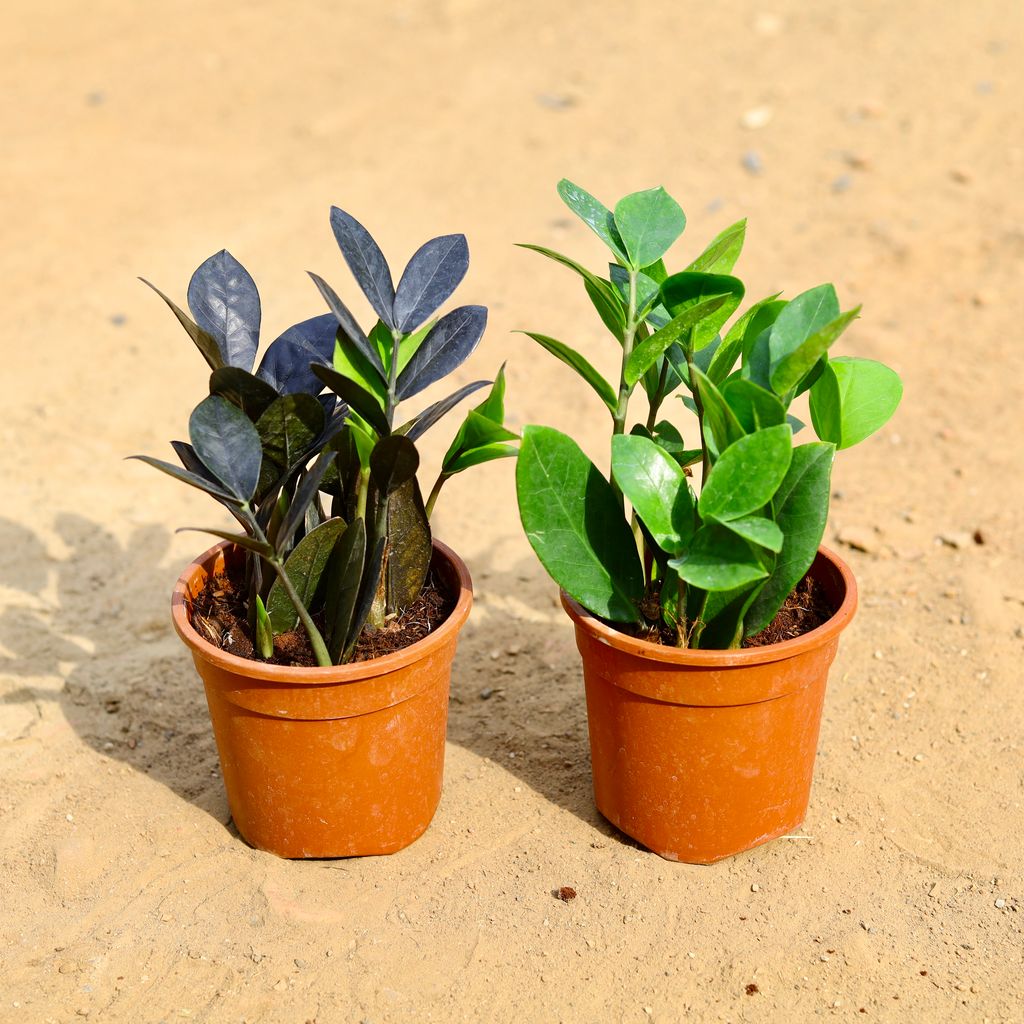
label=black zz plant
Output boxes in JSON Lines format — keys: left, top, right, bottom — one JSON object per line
{"left": 133, "top": 207, "right": 517, "bottom": 666}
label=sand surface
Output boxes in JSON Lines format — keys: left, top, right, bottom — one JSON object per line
{"left": 2, "top": 1, "right": 1022, "bottom": 1020}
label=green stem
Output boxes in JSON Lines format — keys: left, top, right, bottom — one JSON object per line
{"left": 424, "top": 471, "right": 448, "bottom": 520}
{"left": 384, "top": 330, "right": 402, "bottom": 426}
{"left": 250, "top": 518, "right": 332, "bottom": 667}
{"left": 689, "top": 590, "right": 709, "bottom": 649}
{"left": 355, "top": 467, "right": 370, "bottom": 522}
{"left": 645, "top": 359, "right": 671, "bottom": 431}
{"left": 675, "top": 573, "right": 688, "bottom": 648}
{"left": 686, "top": 351, "right": 711, "bottom": 485}
{"left": 611, "top": 269, "right": 640, "bottom": 508}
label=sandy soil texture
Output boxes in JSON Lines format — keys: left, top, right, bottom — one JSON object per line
{"left": 2, "top": 1, "right": 1022, "bottom": 1021}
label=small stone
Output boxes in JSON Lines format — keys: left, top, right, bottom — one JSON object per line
{"left": 837, "top": 526, "right": 879, "bottom": 554}
{"left": 939, "top": 531, "right": 973, "bottom": 550}
{"left": 843, "top": 152, "right": 871, "bottom": 170}
{"left": 294, "top": 958, "right": 307, "bottom": 969}
{"left": 995, "top": 898, "right": 1006, "bottom": 908}
{"left": 950, "top": 168, "right": 972, "bottom": 184}
{"left": 913, "top": 754, "right": 924, "bottom": 762}
{"left": 536, "top": 93, "right": 575, "bottom": 111}
{"left": 555, "top": 886, "right": 577, "bottom": 902}
{"left": 832, "top": 174, "right": 854, "bottom": 193}
{"left": 750, "top": 883, "right": 760, "bottom": 892}
{"left": 742, "top": 151, "right": 764, "bottom": 175}
{"left": 740, "top": 105, "right": 773, "bottom": 130}
{"left": 273, "top": 979, "right": 287, "bottom": 992}
{"left": 65, "top": 813, "right": 74, "bottom": 823}
{"left": 109, "top": 313, "right": 127, "bottom": 327}
{"left": 479, "top": 688, "right": 493, "bottom": 700}
{"left": 972, "top": 529, "right": 986, "bottom": 545}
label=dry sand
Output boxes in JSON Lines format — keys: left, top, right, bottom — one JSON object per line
{"left": 2, "top": 1, "right": 1022, "bottom": 1021}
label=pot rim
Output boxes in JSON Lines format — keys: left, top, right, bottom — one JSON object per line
{"left": 172, "top": 537, "right": 473, "bottom": 684}
{"left": 560, "top": 545, "right": 857, "bottom": 667}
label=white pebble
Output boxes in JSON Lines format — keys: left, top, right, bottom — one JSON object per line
{"left": 741, "top": 105, "right": 774, "bottom": 130}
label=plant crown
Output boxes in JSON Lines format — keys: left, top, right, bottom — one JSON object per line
{"left": 516, "top": 180, "right": 901, "bottom": 648}
{"left": 134, "top": 207, "right": 516, "bottom": 665}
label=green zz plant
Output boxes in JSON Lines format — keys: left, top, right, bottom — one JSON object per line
{"left": 516, "top": 180, "right": 902, "bottom": 649}
{"left": 133, "top": 206, "right": 516, "bottom": 666}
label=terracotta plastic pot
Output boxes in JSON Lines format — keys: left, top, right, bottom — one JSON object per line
{"left": 171, "top": 539, "right": 472, "bottom": 858}
{"left": 562, "top": 546, "right": 857, "bottom": 864}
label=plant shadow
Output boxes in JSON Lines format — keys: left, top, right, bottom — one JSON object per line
{"left": 0, "top": 515, "right": 620, "bottom": 841}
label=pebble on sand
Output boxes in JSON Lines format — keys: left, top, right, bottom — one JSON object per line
{"left": 740, "top": 105, "right": 773, "bottom": 130}
{"left": 742, "top": 151, "right": 764, "bottom": 175}
{"left": 837, "top": 526, "right": 880, "bottom": 554}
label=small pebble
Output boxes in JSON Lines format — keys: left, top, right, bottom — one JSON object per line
{"left": 995, "top": 898, "right": 1006, "bottom": 909}
{"left": 913, "top": 754, "right": 924, "bottom": 762}
{"left": 751, "top": 883, "right": 760, "bottom": 892}
{"left": 479, "top": 688, "right": 493, "bottom": 700}
{"left": 109, "top": 313, "right": 127, "bottom": 326}
{"left": 939, "top": 531, "right": 973, "bottom": 550}
{"left": 65, "top": 813, "right": 74, "bottom": 823}
{"left": 555, "top": 886, "right": 577, "bottom": 902}
{"left": 294, "top": 958, "right": 307, "bottom": 969}
{"left": 742, "top": 150, "right": 764, "bottom": 175}
{"left": 740, "top": 105, "right": 773, "bottom": 130}
{"left": 832, "top": 174, "right": 854, "bottom": 193}
{"left": 950, "top": 168, "right": 972, "bottom": 184}
{"left": 837, "top": 526, "right": 880, "bottom": 554}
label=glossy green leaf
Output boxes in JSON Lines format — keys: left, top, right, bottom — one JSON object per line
{"left": 140, "top": 277, "right": 224, "bottom": 371}
{"left": 516, "top": 243, "right": 626, "bottom": 341}
{"left": 609, "top": 265, "right": 660, "bottom": 317}
{"left": 671, "top": 525, "right": 769, "bottom": 592}
{"left": 516, "top": 426, "right": 642, "bottom": 621}
{"left": 519, "top": 332, "right": 617, "bottom": 413}
{"left": 369, "top": 435, "right": 420, "bottom": 497}
{"left": 266, "top": 518, "right": 346, "bottom": 633}
{"left": 716, "top": 514, "right": 784, "bottom": 552}
{"left": 689, "top": 368, "right": 746, "bottom": 455}
{"left": 254, "top": 594, "right": 274, "bottom": 658}
{"left": 697, "top": 582, "right": 765, "bottom": 650}
{"left": 624, "top": 296, "right": 728, "bottom": 387}
{"left": 189, "top": 395, "right": 263, "bottom": 502}
{"left": 685, "top": 219, "right": 746, "bottom": 275}
{"left": 444, "top": 441, "right": 518, "bottom": 475}
{"left": 770, "top": 307, "right": 860, "bottom": 395}
{"left": 721, "top": 378, "right": 787, "bottom": 433}
{"left": 707, "top": 293, "right": 783, "bottom": 384}
{"left": 698, "top": 424, "right": 792, "bottom": 521}
{"left": 769, "top": 284, "right": 839, "bottom": 367}
{"left": 809, "top": 357, "right": 903, "bottom": 449}
{"left": 660, "top": 272, "right": 745, "bottom": 352}
{"left": 744, "top": 442, "right": 835, "bottom": 635}
{"left": 555, "top": 179, "right": 628, "bottom": 261}
{"left": 610, "top": 434, "right": 695, "bottom": 555}
{"left": 613, "top": 187, "right": 686, "bottom": 268}
{"left": 324, "top": 517, "right": 366, "bottom": 663}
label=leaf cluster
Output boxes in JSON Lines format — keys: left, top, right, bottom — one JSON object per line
{"left": 134, "top": 208, "right": 515, "bottom": 665}
{"left": 516, "top": 180, "right": 902, "bottom": 648}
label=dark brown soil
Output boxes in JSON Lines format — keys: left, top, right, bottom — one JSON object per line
{"left": 190, "top": 566, "right": 454, "bottom": 667}
{"left": 614, "top": 572, "right": 835, "bottom": 651}
{"left": 741, "top": 573, "right": 835, "bottom": 648}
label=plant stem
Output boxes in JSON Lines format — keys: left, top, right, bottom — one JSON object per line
{"left": 250, "top": 518, "right": 332, "bottom": 667}
{"left": 689, "top": 590, "right": 709, "bottom": 649}
{"left": 384, "top": 330, "right": 402, "bottom": 426}
{"left": 355, "top": 467, "right": 370, "bottom": 522}
{"left": 686, "top": 351, "right": 711, "bottom": 486}
{"left": 675, "top": 573, "right": 688, "bottom": 648}
{"left": 611, "top": 269, "right": 640, "bottom": 508}
{"left": 424, "top": 471, "right": 448, "bottom": 520}
{"left": 645, "top": 359, "right": 671, "bottom": 431}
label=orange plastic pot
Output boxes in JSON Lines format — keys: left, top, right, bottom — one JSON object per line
{"left": 562, "top": 547, "right": 857, "bottom": 864}
{"left": 171, "top": 539, "right": 472, "bottom": 858}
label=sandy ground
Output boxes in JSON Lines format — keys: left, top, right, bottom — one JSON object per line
{"left": 1, "top": 1, "right": 1022, "bottom": 1021}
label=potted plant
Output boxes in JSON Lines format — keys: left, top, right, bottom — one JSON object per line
{"left": 515, "top": 180, "right": 902, "bottom": 863}
{"left": 133, "top": 206, "right": 516, "bottom": 858}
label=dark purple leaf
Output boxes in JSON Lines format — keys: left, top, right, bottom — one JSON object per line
{"left": 188, "top": 395, "right": 263, "bottom": 503}
{"left": 308, "top": 272, "right": 386, "bottom": 381}
{"left": 369, "top": 435, "right": 419, "bottom": 497}
{"left": 400, "top": 379, "right": 490, "bottom": 441}
{"left": 256, "top": 314, "right": 337, "bottom": 395}
{"left": 325, "top": 517, "right": 367, "bottom": 663}
{"left": 209, "top": 367, "right": 280, "bottom": 421}
{"left": 312, "top": 364, "right": 390, "bottom": 436}
{"left": 187, "top": 250, "right": 261, "bottom": 371}
{"left": 127, "top": 455, "right": 238, "bottom": 503}
{"left": 392, "top": 234, "right": 470, "bottom": 333}
{"left": 175, "top": 526, "right": 273, "bottom": 558}
{"left": 276, "top": 451, "right": 338, "bottom": 555}
{"left": 329, "top": 206, "right": 395, "bottom": 329}
{"left": 345, "top": 535, "right": 386, "bottom": 659}
{"left": 139, "top": 278, "right": 223, "bottom": 370}
{"left": 396, "top": 305, "right": 488, "bottom": 399}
